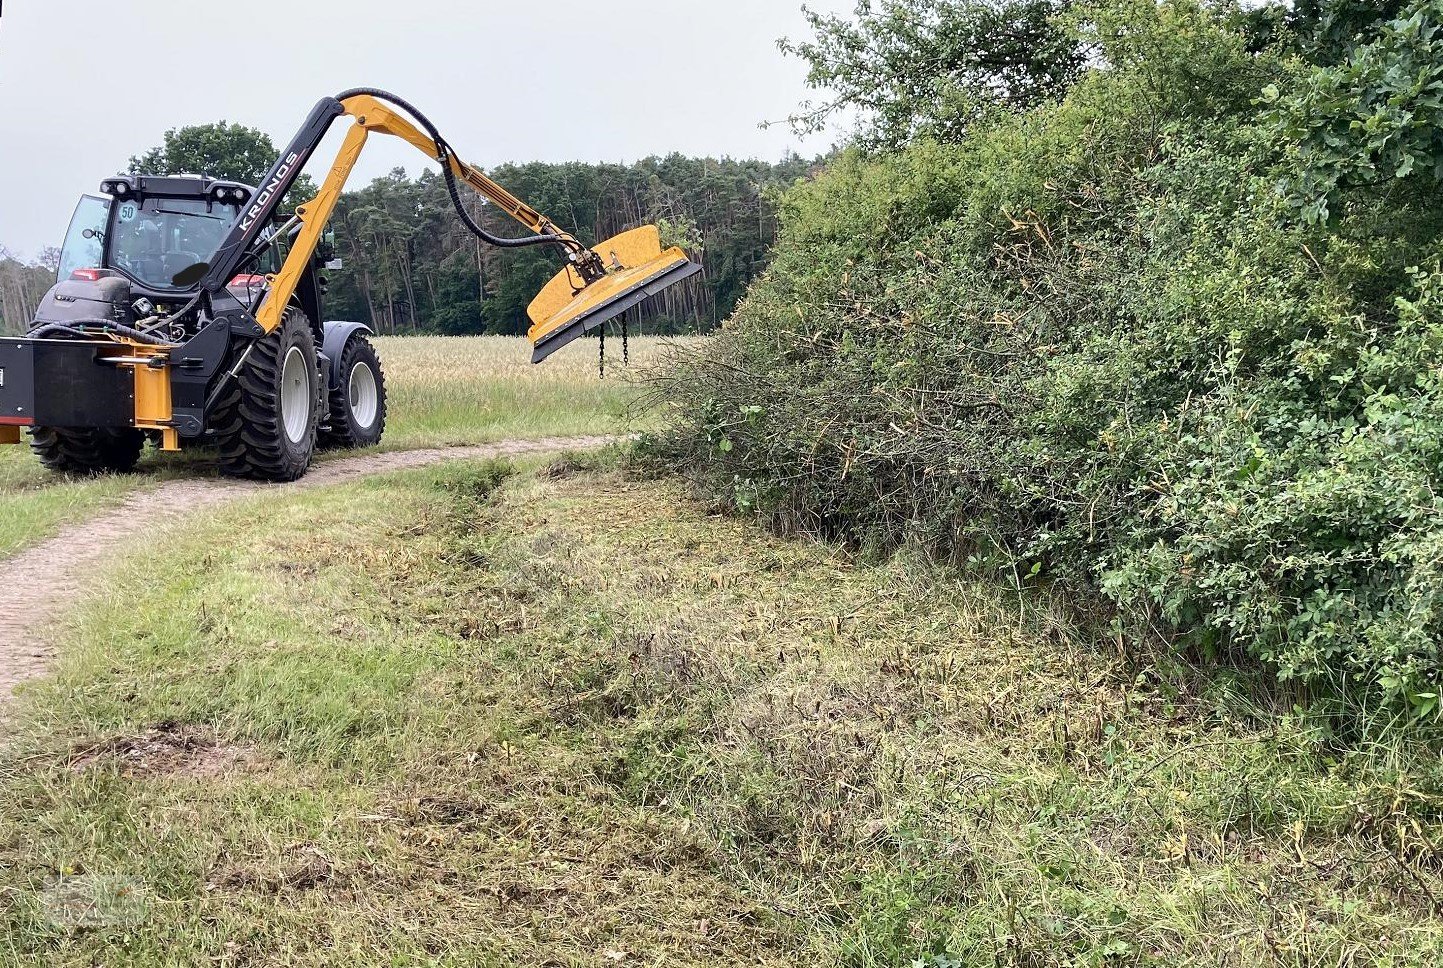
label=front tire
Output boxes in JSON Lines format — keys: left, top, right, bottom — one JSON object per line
{"left": 213, "top": 307, "right": 322, "bottom": 482}
{"left": 320, "top": 336, "right": 387, "bottom": 449}
{"left": 29, "top": 426, "right": 145, "bottom": 475}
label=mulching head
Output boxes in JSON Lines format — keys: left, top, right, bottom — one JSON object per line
{"left": 527, "top": 226, "right": 702, "bottom": 363}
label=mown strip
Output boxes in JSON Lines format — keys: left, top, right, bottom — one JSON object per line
{"left": 1, "top": 457, "right": 1440, "bottom": 965}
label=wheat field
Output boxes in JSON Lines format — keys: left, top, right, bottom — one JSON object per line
{"left": 374, "top": 334, "right": 690, "bottom": 449}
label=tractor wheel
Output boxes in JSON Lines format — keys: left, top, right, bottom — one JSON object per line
{"left": 213, "top": 307, "right": 322, "bottom": 482}
{"left": 320, "top": 336, "right": 387, "bottom": 449}
{"left": 29, "top": 426, "right": 145, "bottom": 475}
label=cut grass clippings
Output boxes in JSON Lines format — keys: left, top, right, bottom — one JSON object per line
{"left": 2, "top": 456, "right": 1441, "bottom": 965}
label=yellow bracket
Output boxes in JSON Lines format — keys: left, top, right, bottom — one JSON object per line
{"left": 97, "top": 342, "right": 182, "bottom": 451}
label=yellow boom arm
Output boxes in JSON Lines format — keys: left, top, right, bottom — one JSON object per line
{"left": 253, "top": 94, "right": 700, "bottom": 362}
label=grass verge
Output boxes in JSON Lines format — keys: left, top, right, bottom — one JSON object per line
{"left": 0, "top": 451, "right": 180, "bottom": 561}
{"left": 3, "top": 457, "right": 1441, "bottom": 966}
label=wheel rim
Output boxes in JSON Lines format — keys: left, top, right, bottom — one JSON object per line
{"left": 348, "top": 361, "right": 379, "bottom": 430}
{"left": 280, "top": 346, "right": 312, "bottom": 444}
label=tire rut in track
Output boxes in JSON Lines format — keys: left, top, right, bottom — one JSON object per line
{"left": 0, "top": 436, "right": 614, "bottom": 707}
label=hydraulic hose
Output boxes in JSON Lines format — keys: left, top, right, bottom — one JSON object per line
{"left": 334, "top": 87, "right": 580, "bottom": 255}
{"left": 24, "top": 323, "right": 91, "bottom": 340}
{"left": 137, "top": 291, "right": 205, "bottom": 337}
{"left": 27, "top": 318, "right": 171, "bottom": 345}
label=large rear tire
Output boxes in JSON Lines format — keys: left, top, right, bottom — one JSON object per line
{"left": 213, "top": 307, "right": 322, "bottom": 482}
{"left": 320, "top": 336, "right": 387, "bottom": 449}
{"left": 29, "top": 426, "right": 145, "bottom": 475}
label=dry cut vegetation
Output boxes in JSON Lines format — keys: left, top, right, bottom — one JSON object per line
{"left": 2, "top": 456, "right": 1441, "bottom": 966}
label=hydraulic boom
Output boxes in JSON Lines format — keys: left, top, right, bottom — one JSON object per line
{"left": 207, "top": 89, "right": 701, "bottom": 360}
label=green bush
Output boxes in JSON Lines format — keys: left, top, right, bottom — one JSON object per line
{"left": 651, "top": 0, "right": 1443, "bottom": 718}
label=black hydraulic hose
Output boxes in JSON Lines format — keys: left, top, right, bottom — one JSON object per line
{"left": 25, "top": 323, "right": 91, "bottom": 340}
{"left": 107, "top": 321, "right": 173, "bottom": 345}
{"left": 26, "top": 318, "right": 170, "bottom": 345}
{"left": 136, "top": 291, "right": 205, "bottom": 337}
{"left": 333, "top": 87, "right": 580, "bottom": 255}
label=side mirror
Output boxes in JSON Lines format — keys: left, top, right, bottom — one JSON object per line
{"left": 315, "top": 225, "right": 337, "bottom": 264}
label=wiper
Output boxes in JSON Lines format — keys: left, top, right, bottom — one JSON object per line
{"left": 151, "top": 209, "right": 226, "bottom": 220}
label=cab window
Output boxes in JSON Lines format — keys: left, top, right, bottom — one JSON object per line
{"left": 56, "top": 195, "right": 110, "bottom": 281}
{"left": 108, "top": 197, "right": 237, "bottom": 290}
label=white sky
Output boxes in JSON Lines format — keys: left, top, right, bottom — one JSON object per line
{"left": 0, "top": 0, "right": 854, "bottom": 259}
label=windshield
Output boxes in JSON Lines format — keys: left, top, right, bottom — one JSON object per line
{"left": 57, "top": 195, "right": 110, "bottom": 281}
{"left": 108, "top": 197, "right": 237, "bottom": 290}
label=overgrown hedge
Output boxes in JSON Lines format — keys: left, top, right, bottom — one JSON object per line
{"left": 650, "top": 0, "right": 1443, "bottom": 718}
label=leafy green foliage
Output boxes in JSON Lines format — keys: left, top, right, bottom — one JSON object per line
{"left": 1290, "top": 0, "right": 1412, "bottom": 62}
{"left": 1234, "top": 1, "right": 1410, "bottom": 61}
{"left": 1268, "top": 0, "right": 1443, "bottom": 222}
{"left": 130, "top": 121, "right": 281, "bottom": 184}
{"left": 654, "top": 0, "right": 1443, "bottom": 720}
{"left": 779, "top": 0, "right": 1084, "bottom": 148}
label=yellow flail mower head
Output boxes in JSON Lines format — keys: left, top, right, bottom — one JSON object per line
{"left": 527, "top": 225, "right": 702, "bottom": 363}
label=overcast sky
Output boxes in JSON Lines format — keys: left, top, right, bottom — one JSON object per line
{"left": 0, "top": 0, "right": 854, "bottom": 259}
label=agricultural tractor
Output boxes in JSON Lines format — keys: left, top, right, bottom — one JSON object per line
{"left": 0, "top": 89, "right": 700, "bottom": 481}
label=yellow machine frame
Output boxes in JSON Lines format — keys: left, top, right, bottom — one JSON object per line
{"left": 253, "top": 95, "right": 696, "bottom": 354}
{"left": 254, "top": 94, "right": 589, "bottom": 337}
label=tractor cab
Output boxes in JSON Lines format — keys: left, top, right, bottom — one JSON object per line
{"left": 57, "top": 175, "right": 257, "bottom": 306}
{"left": 54, "top": 175, "right": 314, "bottom": 344}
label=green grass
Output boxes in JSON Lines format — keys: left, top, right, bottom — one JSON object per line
{"left": 0, "top": 335, "right": 678, "bottom": 559}
{"left": 3, "top": 456, "right": 1441, "bottom": 966}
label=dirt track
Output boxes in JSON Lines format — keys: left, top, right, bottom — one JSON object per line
{"left": 0, "top": 437, "right": 613, "bottom": 708}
